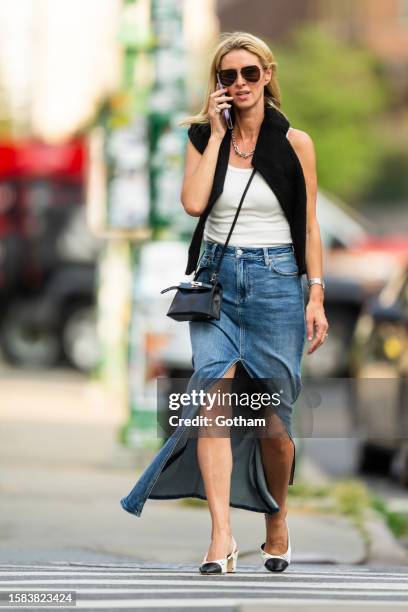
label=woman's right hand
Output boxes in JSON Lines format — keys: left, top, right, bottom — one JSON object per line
{"left": 208, "top": 86, "right": 233, "bottom": 140}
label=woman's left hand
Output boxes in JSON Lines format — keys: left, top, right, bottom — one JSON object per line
{"left": 305, "top": 299, "right": 329, "bottom": 354}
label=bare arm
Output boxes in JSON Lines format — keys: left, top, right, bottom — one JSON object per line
{"left": 181, "top": 134, "right": 223, "bottom": 217}
{"left": 288, "top": 128, "right": 329, "bottom": 354}
{"left": 181, "top": 87, "right": 233, "bottom": 217}
{"left": 288, "top": 129, "right": 323, "bottom": 302}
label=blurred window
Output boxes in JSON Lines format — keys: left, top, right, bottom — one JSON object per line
{"left": 25, "top": 180, "right": 53, "bottom": 214}
{"left": 0, "top": 182, "right": 16, "bottom": 215}
{"left": 379, "top": 268, "right": 408, "bottom": 308}
{"left": 319, "top": 226, "right": 335, "bottom": 248}
{"left": 319, "top": 226, "right": 347, "bottom": 249}
{"left": 24, "top": 180, "right": 82, "bottom": 212}
{"left": 401, "top": 274, "right": 408, "bottom": 316}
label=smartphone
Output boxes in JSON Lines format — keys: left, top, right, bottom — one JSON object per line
{"left": 216, "top": 75, "right": 233, "bottom": 130}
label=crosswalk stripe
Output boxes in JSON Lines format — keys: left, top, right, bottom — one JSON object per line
{"left": 1, "top": 586, "right": 407, "bottom": 595}
{"left": 0, "top": 567, "right": 406, "bottom": 578}
{"left": 0, "top": 570, "right": 406, "bottom": 582}
{"left": 45, "top": 597, "right": 408, "bottom": 608}
{"left": 1, "top": 579, "right": 407, "bottom": 590}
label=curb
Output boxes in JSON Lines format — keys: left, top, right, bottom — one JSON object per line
{"left": 364, "top": 508, "right": 408, "bottom": 566}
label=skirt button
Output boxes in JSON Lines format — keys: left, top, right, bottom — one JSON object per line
{"left": 236, "top": 248, "right": 243, "bottom": 256}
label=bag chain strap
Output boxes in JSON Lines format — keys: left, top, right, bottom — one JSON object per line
{"left": 208, "top": 167, "right": 256, "bottom": 283}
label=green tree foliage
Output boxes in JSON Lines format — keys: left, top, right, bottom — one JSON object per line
{"left": 271, "top": 25, "right": 390, "bottom": 204}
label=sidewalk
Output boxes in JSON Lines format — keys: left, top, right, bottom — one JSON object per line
{"left": 0, "top": 429, "right": 365, "bottom": 565}
{"left": 0, "top": 366, "right": 395, "bottom": 567}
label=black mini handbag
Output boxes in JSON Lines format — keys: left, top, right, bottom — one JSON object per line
{"left": 161, "top": 167, "right": 256, "bottom": 322}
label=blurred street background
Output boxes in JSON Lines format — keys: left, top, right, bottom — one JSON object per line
{"left": 0, "top": 0, "right": 408, "bottom": 609}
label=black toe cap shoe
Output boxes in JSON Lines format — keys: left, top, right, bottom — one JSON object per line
{"left": 199, "top": 562, "right": 222, "bottom": 574}
{"left": 265, "top": 557, "right": 289, "bottom": 572}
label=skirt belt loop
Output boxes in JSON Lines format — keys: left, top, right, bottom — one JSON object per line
{"left": 210, "top": 241, "right": 218, "bottom": 258}
{"left": 262, "top": 247, "right": 270, "bottom": 266}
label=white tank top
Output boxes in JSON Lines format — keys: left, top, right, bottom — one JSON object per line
{"left": 203, "top": 164, "right": 292, "bottom": 247}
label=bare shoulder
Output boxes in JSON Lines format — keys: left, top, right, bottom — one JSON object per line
{"left": 286, "top": 128, "right": 315, "bottom": 158}
{"left": 287, "top": 127, "right": 314, "bottom": 149}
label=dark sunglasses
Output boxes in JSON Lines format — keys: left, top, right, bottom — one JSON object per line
{"left": 217, "top": 65, "right": 261, "bottom": 87}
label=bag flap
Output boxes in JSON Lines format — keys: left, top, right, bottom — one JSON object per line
{"left": 161, "top": 280, "right": 220, "bottom": 294}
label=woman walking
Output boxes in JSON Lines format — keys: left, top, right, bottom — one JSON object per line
{"left": 120, "top": 31, "right": 329, "bottom": 574}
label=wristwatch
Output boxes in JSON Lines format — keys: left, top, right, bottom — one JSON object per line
{"left": 307, "top": 277, "right": 325, "bottom": 291}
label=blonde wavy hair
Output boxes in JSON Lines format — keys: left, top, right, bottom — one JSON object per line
{"left": 179, "top": 31, "right": 284, "bottom": 127}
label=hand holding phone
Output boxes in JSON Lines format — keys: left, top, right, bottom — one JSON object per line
{"left": 216, "top": 75, "right": 233, "bottom": 130}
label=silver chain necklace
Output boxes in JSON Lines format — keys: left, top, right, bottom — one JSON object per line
{"left": 231, "top": 130, "right": 256, "bottom": 158}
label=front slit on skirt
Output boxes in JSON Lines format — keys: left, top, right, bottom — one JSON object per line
{"left": 120, "top": 359, "right": 297, "bottom": 519}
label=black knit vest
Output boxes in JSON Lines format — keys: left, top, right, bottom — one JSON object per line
{"left": 184, "top": 105, "right": 307, "bottom": 277}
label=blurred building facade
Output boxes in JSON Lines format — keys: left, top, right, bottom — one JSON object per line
{"left": 0, "top": 0, "right": 121, "bottom": 141}
{"left": 216, "top": 0, "right": 408, "bottom": 88}
{"left": 312, "top": 0, "right": 408, "bottom": 64}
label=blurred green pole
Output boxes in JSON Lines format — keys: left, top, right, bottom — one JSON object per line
{"left": 149, "top": 0, "right": 189, "bottom": 238}
{"left": 101, "top": 0, "right": 190, "bottom": 448}
{"left": 114, "top": 0, "right": 155, "bottom": 448}
{"left": 120, "top": 0, "right": 189, "bottom": 448}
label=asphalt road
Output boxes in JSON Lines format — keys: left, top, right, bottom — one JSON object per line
{"left": 0, "top": 562, "right": 407, "bottom": 610}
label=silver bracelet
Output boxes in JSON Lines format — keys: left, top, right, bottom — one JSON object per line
{"left": 307, "top": 277, "right": 325, "bottom": 291}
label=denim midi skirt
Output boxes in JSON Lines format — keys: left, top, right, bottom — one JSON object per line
{"left": 120, "top": 240, "right": 307, "bottom": 518}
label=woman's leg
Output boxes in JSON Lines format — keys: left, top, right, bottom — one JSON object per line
{"left": 197, "top": 362, "right": 237, "bottom": 560}
{"left": 259, "top": 412, "right": 292, "bottom": 554}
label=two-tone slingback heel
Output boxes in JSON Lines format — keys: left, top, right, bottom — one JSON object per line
{"left": 260, "top": 523, "right": 291, "bottom": 572}
{"left": 199, "top": 535, "right": 239, "bottom": 574}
